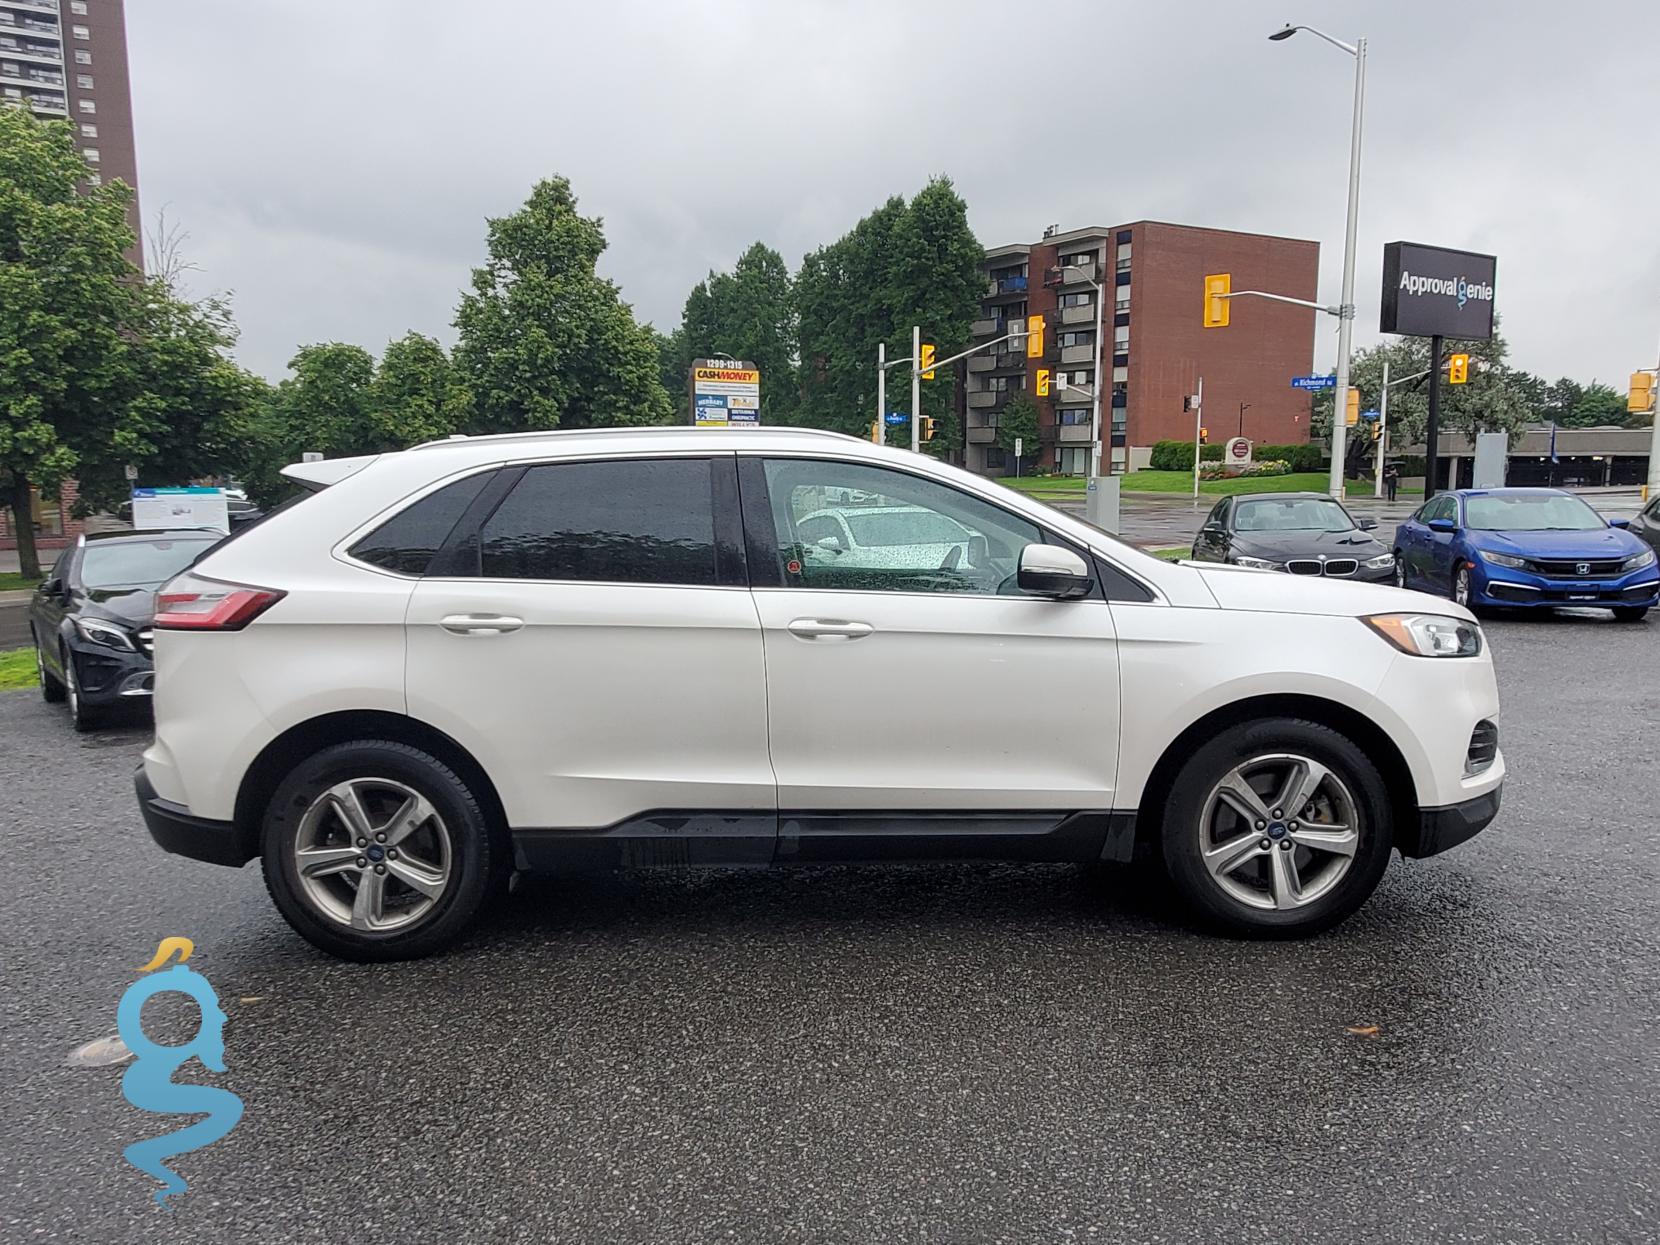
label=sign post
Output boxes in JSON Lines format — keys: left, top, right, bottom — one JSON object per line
{"left": 689, "top": 358, "right": 762, "bottom": 429}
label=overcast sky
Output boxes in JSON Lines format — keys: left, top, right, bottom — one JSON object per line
{"left": 127, "top": 0, "right": 1660, "bottom": 388}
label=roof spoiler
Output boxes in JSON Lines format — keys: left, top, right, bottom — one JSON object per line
{"left": 279, "top": 454, "right": 378, "bottom": 492}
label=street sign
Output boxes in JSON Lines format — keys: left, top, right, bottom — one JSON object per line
{"left": 884, "top": 412, "right": 908, "bottom": 426}
{"left": 1224, "top": 437, "right": 1253, "bottom": 468}
{"left": 1362, "top": 409, "right": 1380, "bottom": 422}
{"left": 1014, "top": 437, "right": 1023, "bottom": 458}
{"left": 301, "top": 451, "right": 324, "bottom": 462}
{"left": 123, "top": 464, "right": 138, "bottom": 481}
{"left": 1290, "top": 374, "right": 1337, "bottom": 391}
{"left": 690, "top": 358, "right": 762, "bottom": 428}
{"left": 1381, "top": 241, "right": 1497, "bottom": 340}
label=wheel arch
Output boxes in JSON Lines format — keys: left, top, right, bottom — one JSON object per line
{"left": 234, "top": 710, "right": 510, "bottom": 852}
{"left": 1134, "top": 693, "right": 1419, "bottom": 859}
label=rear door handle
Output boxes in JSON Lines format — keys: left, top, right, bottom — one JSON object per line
{"left": 786, "top": 618, "right": 874, "bottom": 641}
{"left": 440, "top": 614, "right": 524, "bottom": 636}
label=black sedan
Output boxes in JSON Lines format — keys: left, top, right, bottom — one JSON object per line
{"left": 1631, "top": 493, "right": 1660, "bottom": 556}
{"left": 29, "top": 529, "right": 221, "bottom": 730}
{"left": 1189, "top": 492, "right": 1396, "bottom": 582}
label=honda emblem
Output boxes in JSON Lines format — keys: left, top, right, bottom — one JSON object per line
{"left": 1576, "top": 562, "right": 1591, "bottom": 576}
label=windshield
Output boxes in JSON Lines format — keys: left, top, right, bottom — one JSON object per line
{"left": 1235, "top": 498, "right": 1355, "bottom": 534}
{"left": 79, "top": 539, "right": 216, "bottom": 589}
{"left": 1464, "top": 493, "right": 1606, "bottom": 532}
{"left": 845, "top": 511, "right": 967, "bottom": 547}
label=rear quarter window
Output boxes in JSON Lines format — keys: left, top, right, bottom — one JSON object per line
{"left": 350, "top": 473, "right": 492, "bottom": 575}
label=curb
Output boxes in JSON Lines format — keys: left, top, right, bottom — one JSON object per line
{"left": 0, "top": 589, "right": 35, "bottom": 605}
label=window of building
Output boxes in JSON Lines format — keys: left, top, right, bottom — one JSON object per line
{"left": 82, "top": 146, "right": 99, "bottom": 163}
{"left": 1057, "top": 447, "right": 1090, "bottom": 475}
{"left": 1113, "top": 326, "right": 1129, "bottom": 343}
{"left": 1116, "top": 229, "right": 1132, "bottom": 244}
{"left": 480, "top": 459, "right": 718, "bottom": 586}
{"left": 1115, "top": 298, "right": 1131, "bottom": 314}
{"left": 983, "top": 447, "right": 1008, "bottom": 470}
{"left": 1059, "top": 250, "right": 1096, "bottom": 269}
{"left": 1057, "top": 330, "right": 1094, "bottom": 348}
{"left": 85, "top": 172, "right": 100, "bottom": 185}
{"left": 74, "top": 49, "right": 91, "bottom": 64}
{"left": 989, "top": 374, "right": 1026, "bottom": 393}
{"left": 72, "top": 24, "right": 89, "bottom": 39}
{"left": 79, "top": 122, "right": 96, "bottom": 137}
{"left": 1113, "top": 366, "right": 1128, "bottom": 382}
{"left": 1058, "top": 291, "right": 1093, "bottom": 308}
{"left": 1057, "top": 409, "right": 1090, "bottom": 426}
{"left": 77, "top": 98, "right": 94, "bottom": 112}
{"left": 3, "top": 87, "right": 21, "bottom": 100}
{"left": 1068, "top": 369, "right": 1094, "bottom": 388}
{"left": 350, "top": 473, "right": 492, "bottom": 576}
{"left": 70, "top": 1, "right": 89, "bottom": 13}
{"left": 1115, "top": 256, "right": 1131, "bottom": 273}
{"left": 76, "top": 73, "right": 93, "bottom": 88}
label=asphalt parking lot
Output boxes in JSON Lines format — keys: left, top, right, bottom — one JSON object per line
{"left": 2, "top": 613, "right": 1657, "bottom": 1244}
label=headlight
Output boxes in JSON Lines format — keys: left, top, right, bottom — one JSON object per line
{"left": 73, "top": 617, "right": 137, "bottom": 651}
{"left": 1232, "top": 555, "right": 1282, "bottom": 571}
{"left": 1363, "top": 552, "right": 1395, "bottom": 569}
{"left": 1620, "top": 548, "right": 1657, "bottom": 573}
{"left": 1363, "top": 613, "right": 1482, "bottom": 657}
{"left": 1477, "top": 550, "right": 1526, "bottom": 569}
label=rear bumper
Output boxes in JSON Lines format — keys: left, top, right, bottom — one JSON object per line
{"left": 1399, "top": 784, "right": 1502, "bottom": 858}
{"left": 135, "top": 765, "right": 257, "bottom": 867}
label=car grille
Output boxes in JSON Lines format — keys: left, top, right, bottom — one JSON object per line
{"left": 1525, "top": 558, "right": 1625, "bottom": 577}
{"left": 1285, "top": 558, "right": 1357, "bottom": 577}
{"left": 1466, "top": 720, "right": 1499, "bottom": 775}
{"left": 136, "top": 627, "right": 154, "bottom": 657}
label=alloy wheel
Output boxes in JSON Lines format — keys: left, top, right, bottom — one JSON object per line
{"left": 1199, "top": 752, "right": 1361, "bottom": 911}
{"left": 292, "top": 778, "right": 454, "bottom": 932}
{"left": 1393, "top": 558, "right": 1406, "bottom": 589}
{"left": 1454, "top": 567, "right": 1471, "bottom": 607}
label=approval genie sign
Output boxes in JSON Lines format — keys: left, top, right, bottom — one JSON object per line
{"left": 1380, "top": 241, "right": 1497, "bottom": 340}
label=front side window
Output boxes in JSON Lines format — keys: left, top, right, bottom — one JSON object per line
{"left": 350, "top": 472, "right": 491, "bottom": 575}
{"left": 480, "top": 458, "right": 718, "bottom": 586}
{"left": 761, "top": 459, "right": 1047, "bottom": 596}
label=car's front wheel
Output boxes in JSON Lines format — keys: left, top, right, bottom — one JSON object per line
{"left": 34, "top": 632, "right": 65, "bottom": 703}
{"left": 1159, "top": 718, "right": 1394, "bottom": 937}
{"left": 1392, "top": 555, "right": 1406, "bottom": 589}
{"left": 1612, "top": 606, "right": 1649, "bottom": 622}
{"left": 260, "top": 741, "right": 500, "bottom": 961}
{"left": 62, "top": 648, "right": 103, "bottom": 732}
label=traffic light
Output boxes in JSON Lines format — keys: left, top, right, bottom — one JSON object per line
{"left": 870, "top": 420, "right": 881, "bottom": 444}
{"left": 1026, "top": 314, "right": 1045, "bottom": 358}
{"left": 1198, "top": 427, "right": 1208, "bottom": 444}
{"left": 1630, "top": 371, "right": 1656, "bottom": 414}
{"left": 1344, "top": 387, "right": 1360, "bottom": 426}
{"left": 1371, "top": 419, "right": 1383, "bottom": 441}
{"left": 1448, "top": 353, "right": 1470, "bottom": 384}
{"left": 1203, "top": 273, "right": 1231, "bottom": 328}
{"left": 920, "top": 343, "right": 937, "bottom": 380}
{"left": 1036, "top": 368, "right": 1051, "bottom": 397}
{"left": 920, "top": 417, "right": 938, "bottom": 442}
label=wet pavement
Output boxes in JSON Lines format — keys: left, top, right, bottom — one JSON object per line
{"left": 1, "top": 612, "right": 1657, "bottom": 1243}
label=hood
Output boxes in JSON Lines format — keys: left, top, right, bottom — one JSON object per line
{"left": 1230, "top": 528, "right": 1387, "bottom": 561}
{"left": 1470, "top": 527, "right": 1644, "bottom": 560}
{"left": 79, "top": 586, "right": 156, "bottom": 626}
{"left": 1193, "top": 563, "right": 1474, "bottom": 621}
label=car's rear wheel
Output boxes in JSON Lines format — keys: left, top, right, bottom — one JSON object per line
{"left": 260, "top": 741, "right": 498, "bottom": 961}
{"left": 1159, "top": 718, "right": 1394, "bottom": 938}
{"left": 63, "top": 648, "right": 102, "bottom": 732}
{"left": 35, "top": 632, "right": 65, "bottom": 703}
{"left": 1612, "top": 606, "right": 1649, "bottom": 622}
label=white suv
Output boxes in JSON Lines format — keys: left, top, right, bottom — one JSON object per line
{"left": 135, "top": 427, "right": 1503, "bottom": 960}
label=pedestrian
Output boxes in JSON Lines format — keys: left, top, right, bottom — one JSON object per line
{"left": 1383, "top": 460, "right": 1400, "bottom": 503}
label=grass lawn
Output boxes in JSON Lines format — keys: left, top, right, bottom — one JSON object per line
{"left": 1120, "top": 470, "right": 1338, "bottom": 495}
{"left": 0, "top": 571, "right": 42, "bottom": 592}
{"left": 0, "top": 648, "right": 38, "bottom": 692}
{"left": 1150, "top": 546, "right": 1191, "bottom": 561}
{"left": 1000, "top": 476, "right": 1086, "bottom": 495}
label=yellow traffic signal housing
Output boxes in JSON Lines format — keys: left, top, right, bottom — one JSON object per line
{"left": 1203, "top": 273, "right": 1231, "bottom": 328}
{"left": 1630, "top": 371, "right": 1656, "bottom": 414}
{"left": 870, "top": 420, "right": 881, "bottom": 444}
{"left": 1036, "top": 368, "right": 1051, "bottom": 397}
{"left": 920, "top": 343, "right": 937, "bottom": 380}
{"left": 1371, "top": 420, "right": 1383, "bottom": 441}
{"left": 1448, "top": 353, "right": 1470, "bottom": 384}
{"left": 920, "top": 417, "right": 938, "bottom": 442}
{"left": 1198, "top": 427, "right": 1208, "bottom": 444}
{"left": 1026, "top": 314, "right": 1045, "bottom": 358}
{"left": 1344, "top": 387, "right": 1360, "bottom": 426}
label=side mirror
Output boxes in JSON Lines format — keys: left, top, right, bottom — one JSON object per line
{"left": 1200, "top": 523, "right": 1224, "bottom": 536}
{"left": 816, "top": 535, "right": 845, "bottom": 553}
{"left": 967, "top": 532, "right": 989, "bottom": 567}
{"left": 1426, "top": 518, "right": 1457, "bottom": 533}
{"left": 1608, "top": 518, "right": 1631, "bottom": 530}
{"left": 1018, "top": 544, "right": 1093, "bottom": 599}
{"left": 40, "top": 577, "right": 62, "bottom": 598}
{"left": 1356, "top": 517, "right": 1378, "bottom": 531}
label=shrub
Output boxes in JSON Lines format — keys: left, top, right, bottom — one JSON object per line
{"left": 1150, "top": 440, "right": 1223, "bottom": 470}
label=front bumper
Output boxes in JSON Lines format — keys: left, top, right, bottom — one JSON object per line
{"left": 135, "top": 765, "right": 257, "bottom": 867}
{"left": 67, "top": 636, "right": 154, "bottom": 705}
{"left": 1398, "top": 785, "right": 1502, "bottom": 858}
{"left": 1472, "top": 562, "right": 1659, "bottom": 610}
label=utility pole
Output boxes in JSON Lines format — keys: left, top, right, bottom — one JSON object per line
{"left": 1191, "top": 376, "right": 1205, "bottom": 499}
{"left": 1238, "top": 401, "right": 1251, "bottom": 438}
{"left": 1648, "top": 323, "right": 1660, "bottom": 502}
{"left": 1090, "top": 270, "right": 1106, "bottom": 478}
{"left": 876, "top": 341, "right": 886, "bottom": 443}
{"left": 1374, "top": 357, "right": 1389, "bottom": 498}
{"left": 910, "top": 325, "right": 922, "bottom": 453}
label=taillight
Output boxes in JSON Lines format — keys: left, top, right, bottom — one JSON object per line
{"left": 153, "top": 572, "right": 286, "bottom": 631}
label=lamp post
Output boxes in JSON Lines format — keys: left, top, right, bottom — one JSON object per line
{"left": 1270, "top": 22, "right": 1367, "bottom": 499}
{"left": 1237, "top": 401, "right": 1251, "bottom": 438}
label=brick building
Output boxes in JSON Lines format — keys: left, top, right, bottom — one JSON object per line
{"left": 962, "top": 222, "right": 1320, "bottom": 476}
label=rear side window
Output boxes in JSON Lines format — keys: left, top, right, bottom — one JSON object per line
{"left": 478, "top": 458, "right": 718, "bottom": 586}
{"left": 351, "top": 473, "right": 491, "bottom": 575}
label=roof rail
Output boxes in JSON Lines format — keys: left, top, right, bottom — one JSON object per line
{"left": 409, "top": 425, "right": 860, "bottom": 451}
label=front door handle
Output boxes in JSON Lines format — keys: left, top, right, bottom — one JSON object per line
{"left": 440, "top": 614, "right": 524, "bottom": 636}
{"left": 786, "top": 618, "right": 874, "bottom": 641}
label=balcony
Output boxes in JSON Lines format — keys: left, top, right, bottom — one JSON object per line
{"left": 0, "top": 14, "right": 59, "bottom": 36}
{"left": 1059, "top": 343, "right": 1095, "bottom": 365}
{"left": 967, "top": 391, "right": 998, "bottom": 409}
{"left": 967, "top": 355, "right": 996, "bottom": 373}
{"left": 0, "top": 64, "right": 60, "bottom": 85}
{"left": 1058, "top": 303, "right": 1094, "bottom": 325}
{"left": 986, "top": 275, "right": 1028, "bottom": 299}
{"left": 1057, "top": 422, "right": 1094, "bottom": 443}
{"left": 990, "top": 350, "right": 1025, "bottom": 371}
{"left": 967, "top": 423, "right": 997, "bottom": 444}
{"left": 0, "top": 37, "right": 61, "bottom": 65}
{"left": 27, "top": 89, "right": 64, "bottom": 114}
{"left": 0, "top": 0, "right": 60, "bottom": 11}
{"left": 1056, "top": 382, "right": 1094, "bottom": 403}
{"left": 1055, "top": 260, "right": 1097, "bottom": 285}
{"left": 971, "top": 317, "right": 1000, "bottom": 337}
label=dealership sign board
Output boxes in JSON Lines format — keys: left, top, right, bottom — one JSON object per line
{"left": 1380, "top": 241, "right": 1497, "bottom": 340}
{"left": 690, "top": 358, "right": 761, "bottom": 428}
{"left": 131, "top": 487, "right": 229, "bottom": 533}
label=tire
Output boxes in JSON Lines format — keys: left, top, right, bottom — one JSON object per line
{"left": 63, "top": 648, "right": 103, "bottom": 732}
{"left": 260, "top": 740, "right": 499, "bottom": 962}
{"left": 1451, "top": 564, "right": 1488, "bottom": 617}
{"left": 1612, "top": 606, "right": 1649, "bottom": 622}
{"left": 1159, "top": 718, "right": 1394, "bottom": 938}
{"left": 1392, "top": 554, "right": 1406, "bottom": 590}
{"left": 35, "top": 632, "right": 66, "bottom": 703}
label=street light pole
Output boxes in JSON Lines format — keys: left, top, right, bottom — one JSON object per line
{"left": 1271, "top": 24, "right": 1367, "bottom": 499}
{"left": 1090, "top": 269, "right": 1106, "bottom": 479}
{"left": 911, "top": 324, "right": 922, "bottom": 453}
{"left": 1238, "top": 402, "right": 1251, "bottom": 438}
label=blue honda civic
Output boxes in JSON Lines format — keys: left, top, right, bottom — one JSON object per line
{"left": 1393, "top": 488, "right": 1659, "bottom": 620}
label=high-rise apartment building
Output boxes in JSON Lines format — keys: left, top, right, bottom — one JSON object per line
{"left": 963, "top": 222, "right": 1319, "bottom": 476}
{"left": 1, "top": 0, "right": 140, "bottom": 253}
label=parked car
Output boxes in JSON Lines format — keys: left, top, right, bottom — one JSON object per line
{"left": 226, "top": 497, "right": 264, "bottom": 529}
{"left": 30, "top": 529, "right": 222, "bottom": 730}
{"left": 1629, "top": 493, "right": 1660, "bottom": 558}
{"left": 1392, "top": 488, "right": 1658, "bottom": 620}
{"left": 135, "top": 427, "right": 1504, "bottom": 960}
{"left": 1189, "top": 493, "right": 1395, "bottom": 582}
{"left": 797, "top": 505, "right": 975, "bottom": 575}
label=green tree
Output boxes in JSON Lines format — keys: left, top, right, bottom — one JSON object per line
{"left": 795, "top": 179, "right": 984, "bottom": 454}
{"left": 676, "top": 242, "right": 798, "bottom": 422}
{"left": 649, "top": 325, "right": 686, "bottom": 416}
{"left": 371, "top": 332, "right": 473, "bottom": 448}
{"left": 995, "top": 392, "right": 1041, "bottom": 473}
{"left": 454, "top": 177, "right": 671, "bottom": 433}
{"left": 1, "top": 107, "right": 254, "bottom": 576}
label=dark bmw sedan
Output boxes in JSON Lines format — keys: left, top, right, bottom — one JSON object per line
{"left": 29, "top": 529, "right": 221, "bottom": 730}
{"left": 1189, "top": 492, "right": 1396, "bottom": 582}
